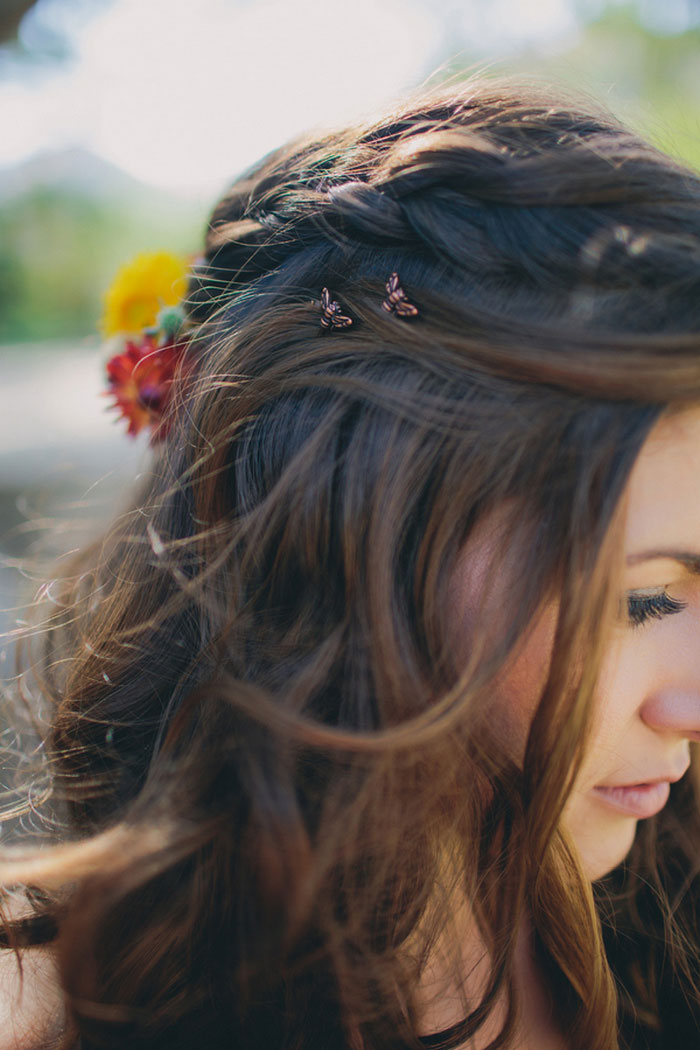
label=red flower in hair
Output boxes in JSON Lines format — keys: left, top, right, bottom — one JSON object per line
{"left": 105, "top": 334, "right": 186, "bottom": 442}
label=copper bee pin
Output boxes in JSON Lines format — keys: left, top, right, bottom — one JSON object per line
{"left": 382, "top": 272, "right": 418, "bottom": 318}
{"left": 320, "top": 287, "right": 353, "bottom": 329}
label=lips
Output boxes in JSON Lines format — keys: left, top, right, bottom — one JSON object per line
{"left": 592, "top": 780, "right": 673, "bottom": 819}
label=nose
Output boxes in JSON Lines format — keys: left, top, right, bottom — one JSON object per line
{"left": 641, "top": 690, "right": 700, "bottom": 742}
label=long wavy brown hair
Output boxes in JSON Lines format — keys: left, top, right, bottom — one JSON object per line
{"left": 3, "top": 76, "right": 700, "bottom": 1050}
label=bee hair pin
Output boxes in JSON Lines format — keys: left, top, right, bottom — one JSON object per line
{"left": 319, "top": 271, "right": 419, "bottom": 330}
{"left": 320, "top": 287, "right": 353, "bottom": 329}
{"left": 382, "top": 271, "right": 419, "bottom": 318}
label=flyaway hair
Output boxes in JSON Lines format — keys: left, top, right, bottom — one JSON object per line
{"left": 3, "top": 76, "right": 700, "bottom": 1050}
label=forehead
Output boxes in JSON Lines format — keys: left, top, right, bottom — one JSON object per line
{"left": 624, "top": 406, "right": 700, "bottom": 558}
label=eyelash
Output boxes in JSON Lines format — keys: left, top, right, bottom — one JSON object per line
{"left": 627, "top": 590, "right": 688, "bottom": 627}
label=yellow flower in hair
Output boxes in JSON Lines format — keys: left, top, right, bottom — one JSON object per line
{"left": 101, "top": 251, "right": 189, "bottom": 337}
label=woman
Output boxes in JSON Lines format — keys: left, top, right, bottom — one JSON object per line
{"left": 2, "top": 76, "right": 700, "bottom": 1050}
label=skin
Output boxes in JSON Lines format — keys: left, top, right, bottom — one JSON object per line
{"left": 450, "top": 406, "right": 700, "bottom": 882}
{"left": 0, "top": 894, "right": 64, "bottom": 1050}
{"left": 498, "top": 406, "right": 700, "bottom": 881}
{"left": 562, "top": 407, "right": 700, "bottom": 878}
{"left": 418, "top": 405, "right": 700, "bottom": 1047}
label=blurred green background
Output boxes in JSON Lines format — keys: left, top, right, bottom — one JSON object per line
{"left": 0, "top": 164, "right": 202, "bottom": 343}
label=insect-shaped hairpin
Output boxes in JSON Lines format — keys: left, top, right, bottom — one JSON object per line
{"left": 382, "top": 271, "right": 419, "bottom": 318}
{"left": 320, "top": 287, "right": 353, "bottom": 329}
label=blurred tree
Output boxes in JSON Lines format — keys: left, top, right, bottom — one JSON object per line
{"left": 549, "top": 5, "right": 700, "bottom": 171}
{"left": 0, "top": 0, "right": 112, "bottom": 64}
{"left": 577, "top": 0, "right": 700, "bottom": 33}
{"left": 0, "top": 0, "right": 36, "bottom": 44}
{"left": 439, "top": 2, "right": 700, "bottom": 176}
{"left": 0, "top": 153, "right": 206, "bottom": 343}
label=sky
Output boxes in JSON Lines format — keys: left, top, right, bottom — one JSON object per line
{"left": 0, "top": 0, "right": 582, "bottom": 195}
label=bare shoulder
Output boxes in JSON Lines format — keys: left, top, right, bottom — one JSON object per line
{"left": 0, "top": 944, "right": 65, "bottom": 1050}
{"left": 0, "top": 895, "right": 65, "bottom": 1050}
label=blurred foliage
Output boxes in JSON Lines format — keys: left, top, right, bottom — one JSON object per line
{"left": 576, "top": 0, "right": 700, "bottom": 35}
{"left": 0, "top": 187, "right": 106, "bottom": 341}
{"left": 0, "top": 1, "right": 36, "bottom": 45}
{"left": 443, "top": 3, "right": 700, "bottom": 176}
{"left": 0, "top": 176, "right": 206, "bottom": 343}
{"left": 543, "top": 4, "right": 700, "bottom": 171}
{"left": 0, "top": 0, "right": 113, "bottom": 64}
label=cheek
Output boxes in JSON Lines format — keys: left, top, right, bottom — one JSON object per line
{"left": 445, "top": 523, "right": 557, "bottom": 762}
{"left": 487, "top": 605, "right": 558, "bottom": 762}
{"left": 585, "top": 647, "right": 629, "bottom": 754}
{"left": 574, "top": 628, "right": 652, "bottom": 786}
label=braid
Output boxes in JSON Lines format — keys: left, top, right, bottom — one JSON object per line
{"left": 187, "top": 86, "right": 700, "bottom": 340}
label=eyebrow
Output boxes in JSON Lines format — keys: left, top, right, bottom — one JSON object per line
{"left": 626, "top": 549, "right": 700, "bottom": 572}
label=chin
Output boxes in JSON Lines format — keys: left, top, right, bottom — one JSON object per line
{"left": 585, "top": 833, "right": 636, "bottom": 881}
{"left": 565, "top": 803, "right": 639, "bottom": 882}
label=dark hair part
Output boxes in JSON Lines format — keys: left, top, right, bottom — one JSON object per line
{"left": 4, "top": 76, "right": 700, "bottom": 1050}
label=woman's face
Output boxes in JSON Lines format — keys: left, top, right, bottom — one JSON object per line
{"left": 451, "top": 406, "right": 700, "bottom": 881}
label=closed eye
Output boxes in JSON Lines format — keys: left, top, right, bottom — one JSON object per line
{"left": 627, "top": 590, "right": 687, "bottom": 628}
